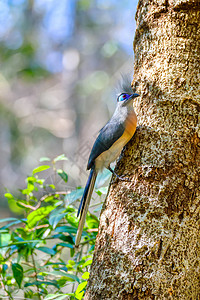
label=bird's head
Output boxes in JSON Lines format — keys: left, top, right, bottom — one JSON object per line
{"left": 117, "top": 93, "right": 140, "bottom": 106}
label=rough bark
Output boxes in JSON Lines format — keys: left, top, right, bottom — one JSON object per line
{"left": 85, "top": 0, "right": 200, "bottom": 299}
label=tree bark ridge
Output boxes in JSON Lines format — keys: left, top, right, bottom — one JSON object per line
{"left": 85, "top": 1, "right": 200, "bottom": 299}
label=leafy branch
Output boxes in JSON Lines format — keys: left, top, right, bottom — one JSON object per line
{"left": 0, "top": 154, "right": 108, "bottom": 299}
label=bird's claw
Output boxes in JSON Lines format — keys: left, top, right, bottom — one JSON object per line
{"left": 115, "top": 174, "right": 131, "bottom": 182}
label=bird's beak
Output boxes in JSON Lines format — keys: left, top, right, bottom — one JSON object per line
{"left": 123, "top": 93, "right": 140, "bottom": 105}
{"left": 130, "top": 93, "right": 140, "bottom": 99}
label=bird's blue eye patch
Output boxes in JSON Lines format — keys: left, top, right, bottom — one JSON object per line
{"left": 117, "top": 93, "right": 130, "bottom": 102}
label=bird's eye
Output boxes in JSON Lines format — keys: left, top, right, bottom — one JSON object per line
{"left": 118, "top": 94, "right": 127, "bottom": 102}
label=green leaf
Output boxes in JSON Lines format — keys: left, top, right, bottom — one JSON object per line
{"left": 44, "top": 295, "right": 58, "bottom": 300}
{"left": 1, "top": 219, "right": 22, "bottom": 230}
{"left": 0, "top": 233, "right": 11, "bottom": 247}
{"left": 70, "top": 247, "right": 75, "bottom": 257}
{"left": 82, "top": 260, "right": 93, "bottom": 268}
{"left": 45, "top": 262, "right": 65, "bottom": 266}
{"left": 55, "top": 226, "right": 77, "bottom": 234}
{"left": 43, "top": 195, "right": 58, "bottom": 202}
{"left": 36, "top": 179, "right": 45, "bottom": 185}
{"left": 2, "top": 264, "right": 8, "bottom": 274}
{"left": 67, "top": 260, "right": 75, "bottom": 266}
{"left": 55, "top": 296, "right": 70, "bottom": 300}
{"left": 27, "top": 176, "right": 37, "bottom": 183}
{"left": 0, "top": 229, "right": 9, "bottom": 234}
{"left": 42, "top": 271, "right": 68, "bottom": 277}
{"left": 24, "top": 280, "right": 58, "bottom": 287}
{"left": 75, "top": 290, "right": 84, "bottom": 300}
{"left": 75, "top": 281, "right": 87, "bottom": 299}
{"left": 32, "top": 165, "right": 50, "bottom": 175}
{"left": 0, "top": 239, "right": 41, "bottom": 248}
{"left": 86, "top": 214, "right": 99, "bottom": 229}
{"left": 4, "top": 193, "right": 14, "bottom": 200}
{"left": 65, "top": 188, "right": 84, "bottom": 204}
{"left": 48, "top": 184, "right": 56, "bottom": 189}
{"left": 57, "top": 243, "right": 74, "bottom": 249}
{"left": 82, "top": 272, "right": 90, "bottom": 280}
{"left": 64, "top": 274, "right": 80, "bottom": 282}
{"left": 0, "top": 217, "right": 18, "bottom": 223}
{"left": 12, "top": 263, "right": 23, "bottom": 288}
{"left": 44, "top": 295, "right": 68, "bottom": 300}
{"left": 76, "top": 281, "right": 87, "bottom": 294}
{"left": 37, "top": 247, "right": 56, "bottom": 256}
{"left": 53, "top": 154, "right": 68, "bottom": 162}
{"left": 7, "top": 196, "right": 24, "bottom": 214}
{"left": 49, "top": 208, "right": 67, "bottom": 229}
{"left": 95, "top": 186, "right": 108, "bottom": 195}
{"left": 43, "top": 272, "right": 79, "bottom": 283}
{"left": 57, "top": 169, "right": 68, "bottom": 182}
{"left": 56, "top": 234, "right": 74, "bottom": 245}
{"left": 40, "top": 157, "right": 51, "bottom": 162}
{"left": 95, "top": 168, "right": 111, "bottom": 187}
{"left": 27, "top": 206, "right": 54, "bottom": 229}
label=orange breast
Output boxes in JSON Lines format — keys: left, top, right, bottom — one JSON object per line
{"left": 122, "top": 110, "right": 137, "bottom": 142}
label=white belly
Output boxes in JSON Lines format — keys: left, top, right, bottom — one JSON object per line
{"left": 95, "top": 138, "right": 126, "bottom": 171}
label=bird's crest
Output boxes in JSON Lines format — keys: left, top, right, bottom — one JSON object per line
{"left": 116, "top": 74, "right": 133, "bottom": 96}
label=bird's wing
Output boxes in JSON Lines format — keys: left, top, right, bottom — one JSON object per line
{"left": 87, "top": 119, "right": 125, "bottom": 170}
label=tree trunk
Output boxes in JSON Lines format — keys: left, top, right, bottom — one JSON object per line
{"left": 85, "top": 0, "right": 200, "bottom": 299}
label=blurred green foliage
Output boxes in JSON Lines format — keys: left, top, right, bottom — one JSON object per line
{"left": 0, "top": 0, "right": 136, "bottom": 203}
{"left": 0, "top": 155, "right": 104, "bottom": 299}
{"left": 0, "top": 1, "right": 137, "bottom": 298}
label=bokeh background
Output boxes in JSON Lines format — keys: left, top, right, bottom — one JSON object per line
{"left": 0, "top": 0, "right": 138, "bottom": 216}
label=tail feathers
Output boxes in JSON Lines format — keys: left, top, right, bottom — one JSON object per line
{"left": 75, "top": 168, "right": 97, "bottom": 247}
{"left": 77, "top": 168, "right": 94, "bottom": 218}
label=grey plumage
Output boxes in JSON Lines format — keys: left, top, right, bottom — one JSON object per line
{"left": 87, "top": 113, "right": 125, "bottom": 170}
{"left": 116, "top": 75, "right": 133, "bottom": 95}
{"left": 75, "top": 79, "right": 139, "bottom": 247}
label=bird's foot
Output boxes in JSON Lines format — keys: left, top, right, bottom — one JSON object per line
{"left": 108, "top": 166, "right": 131, "bottom": 182}
{"left": 116, "top": 174, "right": 131, "bottom": 182}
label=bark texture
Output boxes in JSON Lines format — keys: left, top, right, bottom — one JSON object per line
{"left": 85, "top": 0, "right": 200, "bottom": 299}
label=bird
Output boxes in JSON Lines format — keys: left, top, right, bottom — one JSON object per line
{"left": 75, "top": 84, "right": 139, "bottom": 246}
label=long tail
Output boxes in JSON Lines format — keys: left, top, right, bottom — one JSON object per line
{"left": 75, "top": 167, "right": 97, "bottom": 247}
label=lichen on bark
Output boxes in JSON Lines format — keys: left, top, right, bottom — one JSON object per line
{"left": 85, "top": 0, "right": 200, "bottom": 299}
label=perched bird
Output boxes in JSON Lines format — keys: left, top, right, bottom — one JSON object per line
{"left": 75, "top": 84, "right": 139, "bottom": 246}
